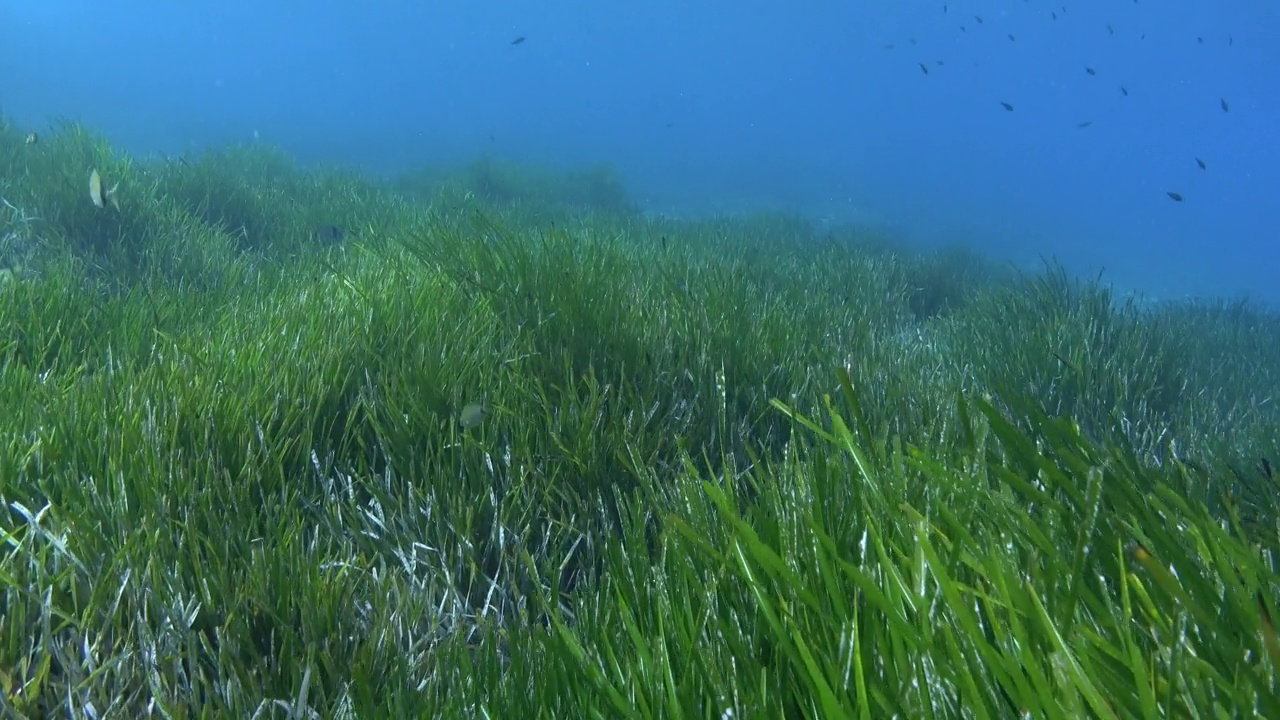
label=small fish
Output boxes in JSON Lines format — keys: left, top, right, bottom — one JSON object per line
{"left": 1085, "top": 66, "right": 1097, "bottom": 76}
{"left": 460, "top": 402, "right": 488, "bottom": 428}
{"left": 1197, "top": 36, "right": 1204, "bottom": 44}
{"left": 24, "top": 132, "right": 38, "bottom": 145}
{"left": 1051, "top": 11, "right": 1057, "bottom": 20}
{"left": 974, "top": 15, "right": 983, "bottom": 24}
{"left": 1128, "top": 541, "right": 1153, "bottom": 563}
{"left": 510, "top": 36, "right": 526, "bottom": 46}
{"left": 919, "top": 63, "right": 929, "bottom": 75}
{"left": 313, "top": 225, "right": 345, "bottom": 243}
{"left": 1166, "top": 191, "right": 1184, "bottom": 202}
{"left": 1120, "top": 86, "right": 1129, "bottom": 96}
{"left": 1261, "top": 457, "right": 1274, "bottom": 479}
{"left": 1220, "top": 97, "right": 1230, "bottom": 112}
{"left": 1195, "top": 157, "right": 1206, "bottom": 170}
{"left": 88, "top": 169, "right": 119, "bottom": 209}
{"left": 1008, "top": 33, "right": 1016, "bottom": 42}
{"left": 1000, "top": 101, "right": 1014, "bottom": 111}
{"left": 1107, "top": 24, "right": 1115, "bottom": 35}
{"left": 1076, "top": 121, "right": 1092, "bottom": 128}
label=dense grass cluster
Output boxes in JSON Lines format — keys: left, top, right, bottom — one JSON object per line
{"left": 1, "top": 117, "right": 1278, "bottom": 718}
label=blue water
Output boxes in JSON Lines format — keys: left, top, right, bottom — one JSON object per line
{"left": 4, "top": 1, "right": 1277, "bottom": 303}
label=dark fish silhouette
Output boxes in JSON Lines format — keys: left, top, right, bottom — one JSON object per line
{"left": 1085, "top": 66, "right": 1097, "bottom": 76}
{"left": 1008, "top": 33, "right": 1016, "bottom": 42}
{"left": 1000, "top": 101, "right": 1014, "bottom": 111}
{"left": 1120, "top": 86, "right": 1129, "bottom": 96}
{"left": 1076, "top": 121, "right": 1092, "bottom": 129}
{"left": 510, "top": 36, "right": 526, "bottom": 46}
{"left": 314, "top": 225, "right": 346, "bottom": 243}
{"left": 919, "top": 63, "right": 929, "bottom": 75}
{"left": 1220, "top": 97, "right": 1230, "bottom": 112}
{"left": 1195, "top": 157, "right": 1207, "bottom": 170}
{"left": 1166, "top": 192, "right": 1184, "bottom": 202}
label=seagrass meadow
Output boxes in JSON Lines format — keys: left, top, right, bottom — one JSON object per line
{"left": 1, "top": 117, "right": 1279, "bottom": 719}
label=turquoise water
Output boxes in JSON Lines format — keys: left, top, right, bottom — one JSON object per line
{"left": 2, "top": 0, "right": 1275, "bottom": 303}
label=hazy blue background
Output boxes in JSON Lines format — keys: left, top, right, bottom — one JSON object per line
{"left": 3, "top": 1, "right": 1276, "bottom": 303}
